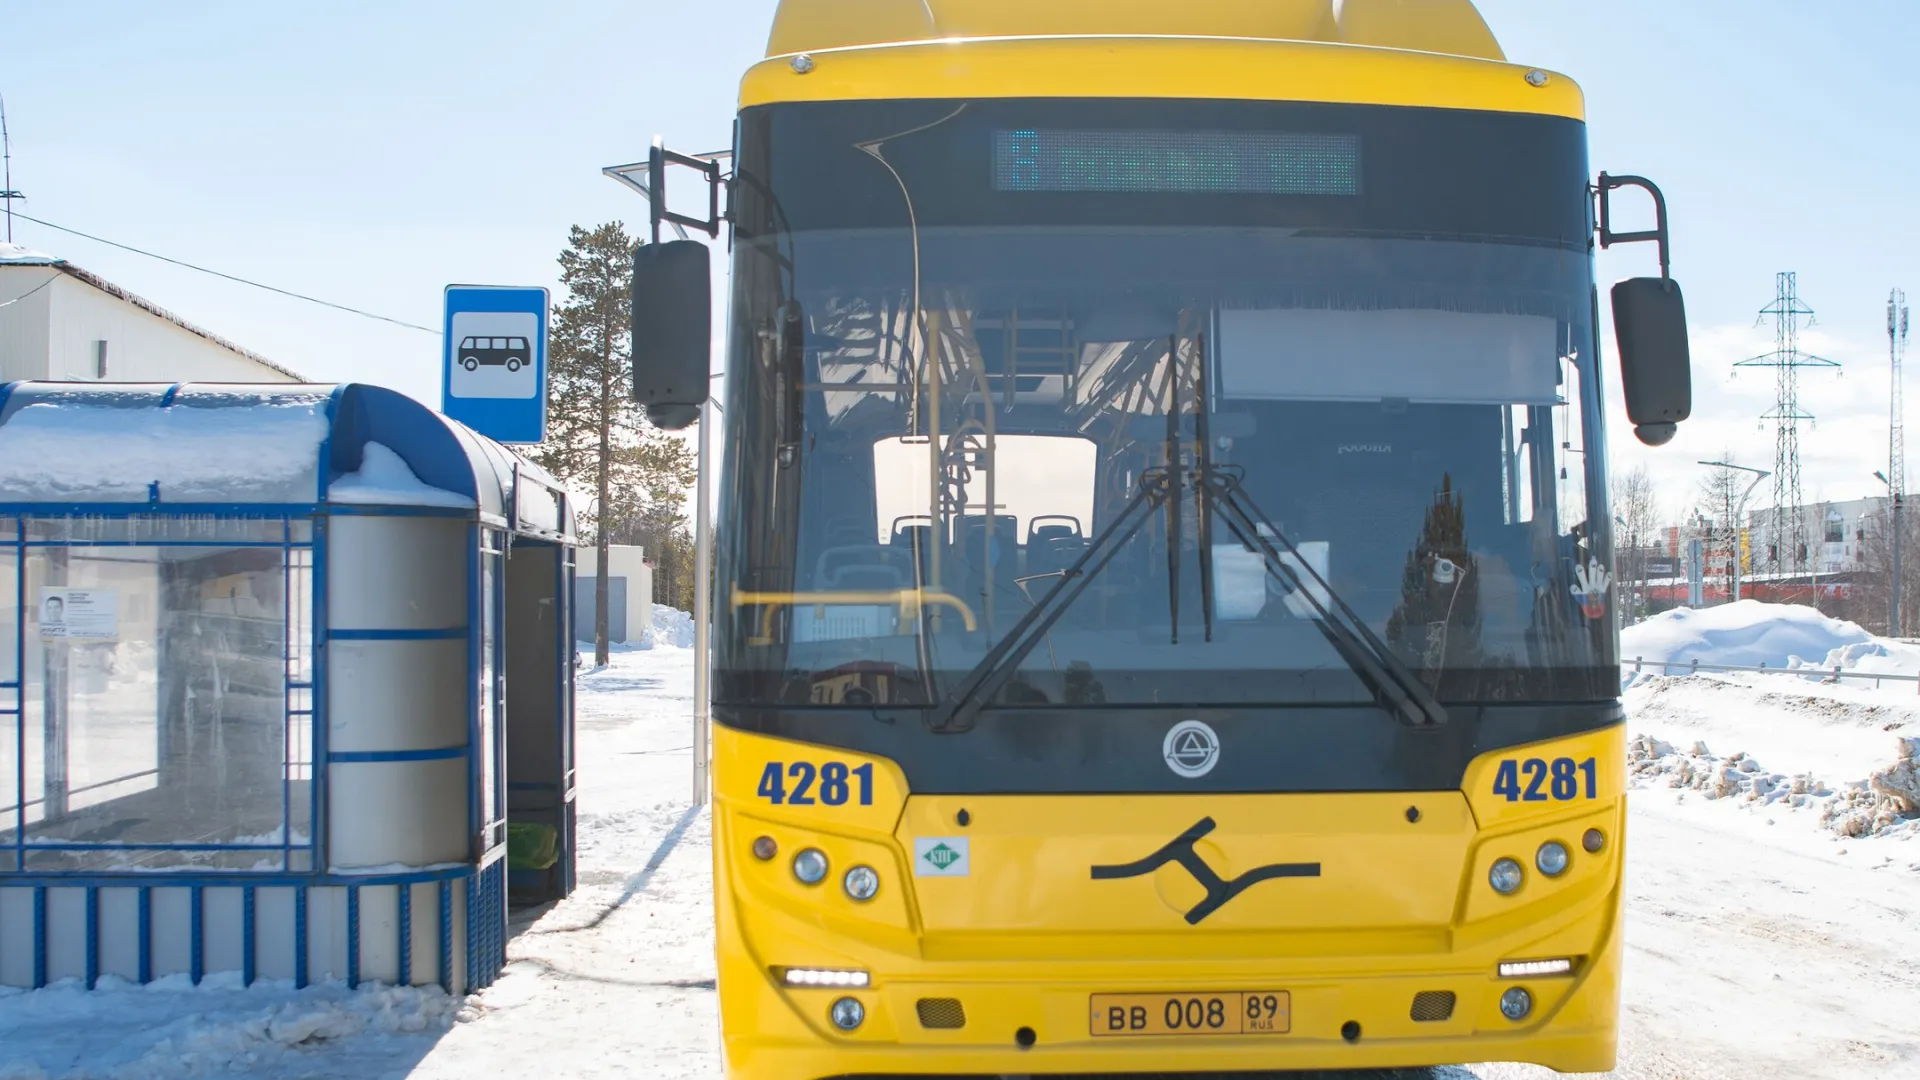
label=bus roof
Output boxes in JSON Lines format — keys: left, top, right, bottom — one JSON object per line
{"left": 747, "top": 0, "right": 1584, "bottom": 121}
{"left": 766, "top": 0, "right": 1504, "bottom": 62}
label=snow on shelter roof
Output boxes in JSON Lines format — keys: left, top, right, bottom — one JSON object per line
{"left": 0, "top": 381, "right": 575, "bottom": 540}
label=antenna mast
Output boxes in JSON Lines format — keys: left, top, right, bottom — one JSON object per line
{"left": 1891, "top": 288, "right": 1909, "bottom": 635}
{"left": 0, "top": 93, "right": 21, "bottom": 243}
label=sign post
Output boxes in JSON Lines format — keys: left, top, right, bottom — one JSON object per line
{"left": 442, "top": 286, "right": 551, "bottom": 444}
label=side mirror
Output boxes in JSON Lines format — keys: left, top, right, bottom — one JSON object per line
{"left": 631, "top": 239, "right": 711, "bottom": 430}
{"left": 1611, "top": 276, "right": 1692, "bottom": 447}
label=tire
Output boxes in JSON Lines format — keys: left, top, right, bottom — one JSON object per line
{"left": 463, "top": 358, "right": 479, "bottom": 371}
{"left": 507, "top": 358, "right": 522, "bottom": 372}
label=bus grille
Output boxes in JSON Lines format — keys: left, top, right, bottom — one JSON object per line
{"left": 916, "top": 997, "right": 967, "bottom": 1029}
{"left": 1410, "top": 990, "right": 1457, "bottom": 1022}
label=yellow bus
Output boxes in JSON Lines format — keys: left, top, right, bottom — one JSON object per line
{"left": 630, "top": 1, "right": 1694, "bottom": 1075}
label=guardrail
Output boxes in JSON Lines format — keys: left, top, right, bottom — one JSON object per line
{"left": 1628, "top": 656, "right": 1920, "bottom": 693}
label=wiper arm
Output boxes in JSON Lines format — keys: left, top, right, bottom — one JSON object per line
{"left": 1201, "top": 467, "right": 1448, "bottom": 729}
{"left": 930, "top": 468, "right": 1175, "bottom": 733}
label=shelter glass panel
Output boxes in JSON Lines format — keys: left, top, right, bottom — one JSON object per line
{"left": 1, "top": 544, "right": 16, "bottom": 686}
{"left": 2, "top": 523, "right": 316, "bottom": 873}
{"left": 480, "top": 542, "right": 503, "bottom": 838}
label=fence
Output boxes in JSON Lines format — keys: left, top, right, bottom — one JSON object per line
{"left": 1627, "top": 656, "right": 1920, "bottom": 694}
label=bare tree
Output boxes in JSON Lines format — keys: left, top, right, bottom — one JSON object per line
{"left": 1695, "top": 454, "right": 1748, "bottom": 595}
{"left": 1610, "top": 464, "right": 1660, "bottom": 622}
{"left": 1852, "top": 504, "right": 1920, "bottom": 637}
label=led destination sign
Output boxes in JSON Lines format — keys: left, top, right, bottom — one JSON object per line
{"left": 993, "top": 129, "right": 1362, "bottom": 196}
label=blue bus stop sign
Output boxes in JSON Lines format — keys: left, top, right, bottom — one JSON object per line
{"left": 442, "top": 285, "right": 550, "bottom": 444}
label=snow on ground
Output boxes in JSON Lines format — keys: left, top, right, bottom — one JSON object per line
{"left": 4, "top": 602, "right": 1920, "bottom": 1078}
{"left": 0, "top": 635, "right": 717, "bottom": 1080}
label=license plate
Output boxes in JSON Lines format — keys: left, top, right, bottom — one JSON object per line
{"left": 1089, "top": 991, "right": 1290, "bottom": 1037}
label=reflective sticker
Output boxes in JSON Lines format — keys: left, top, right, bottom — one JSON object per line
{"left": 914, "top": 837, "right": 970, "bottom": 877}
{"left": 1570, "top": 557, "right": 1612, "bottom": 620}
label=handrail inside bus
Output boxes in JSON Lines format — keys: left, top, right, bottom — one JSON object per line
{"left": 732, "top": 587, "right": 979, "bottom": 643}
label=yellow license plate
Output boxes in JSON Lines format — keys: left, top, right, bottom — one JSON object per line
{"left": 1089, "top": 991, "right": 1290, "bottom": 1037}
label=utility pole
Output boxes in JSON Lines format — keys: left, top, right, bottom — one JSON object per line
{"left": 1889, "top": 289, "right": 1909, "bottom": 637}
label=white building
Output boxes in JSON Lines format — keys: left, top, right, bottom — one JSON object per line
{"left": 574, "top": 544, "right": 655, "bottom": 644}
{"left": 1, "top": 243, "right": 300, "bottom": 383}
{"left": 1747, "top": 496, "right": 1891, "bottom": 574}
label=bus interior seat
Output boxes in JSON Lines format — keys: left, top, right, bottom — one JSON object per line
{"left": 813, "top": 545, "right": 911, "bottom": 592}
{"left": 889, "top": 517, "right": 941, "bottom": 577}
{"left": 1026, "top": 516, "right": 1086, "bottom": 579}
{"left": 956, "top": 514, "right": 1020, "bottom": 597}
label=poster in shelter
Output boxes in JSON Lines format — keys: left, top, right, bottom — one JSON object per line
{"left": 38, "top": 587, "right": 119, "bottom": 641}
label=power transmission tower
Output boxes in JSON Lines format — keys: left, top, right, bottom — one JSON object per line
{"left": 1735, "top": 272, "right": 1837, "bottom": 575}
{"left": 1890, "top": 289, "right": 1908, "bottom": 635}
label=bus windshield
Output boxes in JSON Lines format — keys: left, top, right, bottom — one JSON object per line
{"left": 716, "top": 98, "right": 1616, "bottom": 712}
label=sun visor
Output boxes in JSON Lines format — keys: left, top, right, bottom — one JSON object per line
{"left": 1216, "top": 309, "right": 1560, "bottom": 405}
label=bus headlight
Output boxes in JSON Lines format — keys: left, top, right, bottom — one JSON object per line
{"left": 830, "top": 996, "right": 866, "bottom": 1031}
{"left": 843, "top": 865, "right": 880, "bottom": 902}
{"left": 1499, "top": 986, "right": 1533, "bottom": 1021}
{"left": 1583, "top": 828, "right": 1606, "bottom": 853}
{"left": 1535, "top": 841, "right": 1570, "bottom": 877}
{"left": 1489, "top": 857, "right": 1524, "bottom": 895}
{"left": 792, "top": 848, "right": 829, "bottom": 885}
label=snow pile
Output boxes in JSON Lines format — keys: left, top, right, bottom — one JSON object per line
{"left": 1822, "top": 735, "right": 1920, "bottom": 838}
{"left": 0, "top": 242, "right": 60, "bottom": 265}
{"left": 0, "top": 396, "right": 330, "bottom": 504}
{"left": 0, "top": 976, "right": 470, "bottom": 1080}
{"left": 1627, "top": 732, "right": 1920, "bottom": 840}
{"left": 638, "top": 605, "right": 696, "bottom": 650}
{"left": 327, "top": 442, "right": 476, "bottom": 508}
{"left": 1798, "top": 638, "right": 1920, "bottom": 681}
{"left": 1620, "top": 600, "right": 1873, "bottom": 678}
{"left": 1628, "top": 733, "right": 1829, "bottom": 806}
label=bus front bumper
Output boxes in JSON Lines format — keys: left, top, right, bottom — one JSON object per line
{"left": 718, "top": 931, "right": 1622, "bottom": 1078}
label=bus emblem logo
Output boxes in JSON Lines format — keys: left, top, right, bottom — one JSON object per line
{"left": 1092, "top": 817, "right": 1320, "bottom": 925}
{"left": 1163, "top": 720, "right": 1220, "bottom": 778}
{"left": 914, "top": 837, "right": 970, "bottom": 877}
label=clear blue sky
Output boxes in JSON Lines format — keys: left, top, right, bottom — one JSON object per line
{"left": 6, "top": 1, "right": 1916, "bottom": 513}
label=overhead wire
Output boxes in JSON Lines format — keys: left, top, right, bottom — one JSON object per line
{"left": 9, "top": 211, "right": 440, "bottom": 334}
{"left": 0, "top": 272, "right": 56, "bottom": 310}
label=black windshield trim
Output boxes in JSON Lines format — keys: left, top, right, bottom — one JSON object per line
{"left": 714, "top": 702, "right": 1623, "bottom": 795}
{"left": 735, "top": 98, "right": 1590, "bottom": 244}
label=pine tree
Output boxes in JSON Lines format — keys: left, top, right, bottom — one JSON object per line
{"left": 530, "top": 223, "right": 696, "bottom": 663}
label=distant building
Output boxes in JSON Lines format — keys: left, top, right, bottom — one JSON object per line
{"left": 0, "top": 242, "right": 300, "bottom": 384}
{"left": 1747, "top": 496, "right": 1888, "bottom": 575}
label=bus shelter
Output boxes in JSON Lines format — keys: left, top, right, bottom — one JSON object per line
{"left": 0, "top": 382, "right": 577, "bottom": 993}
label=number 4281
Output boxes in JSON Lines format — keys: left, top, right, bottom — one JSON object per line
{"left": 756, "top": 761, "right": 874, "bottom": 806}
{"left": 1493, "top": 756, "right": 1597, "bottom": 802}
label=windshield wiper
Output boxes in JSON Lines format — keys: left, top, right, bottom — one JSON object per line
{"left": 929, "top": 467, "right": 1176, "bottom": 732}
{"left": 1200, "top": 465, "right": 1448, "bottom": 729}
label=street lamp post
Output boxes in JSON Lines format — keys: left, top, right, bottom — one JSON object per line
{"left": 1699, "top": 461, "right": 1771, "bottom": 602}
{"left": 1877, "top": 469, "right": 1902, "bottom": 637}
